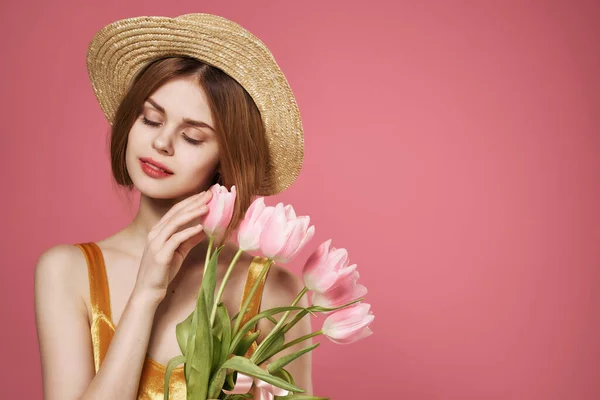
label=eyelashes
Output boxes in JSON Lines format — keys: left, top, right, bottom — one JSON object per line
{"left": 140, "top": 116, "right": 203, "bottom": 146}
{"left": 140, "top": 116, "right": 161, "bottom": 128}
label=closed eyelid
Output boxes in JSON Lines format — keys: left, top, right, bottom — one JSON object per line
{"left": 141, "top": 117, "right": 206, "bottom": 145}
{"left": 144, "top": 99, "right": 215, "bottom": 132}
{"left": 142, "top": 111, "right": 212, "bottom": 138}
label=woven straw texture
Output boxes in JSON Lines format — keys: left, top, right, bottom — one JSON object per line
{"left": 86, "top": 13, "right": 304, "bottom": 195}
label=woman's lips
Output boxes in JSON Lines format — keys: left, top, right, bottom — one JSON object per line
{"left": 139, "top": 157, "right": 173, "bottom": 173}
{"left": 140, "top": 159, "right": 173, "bottom": 178}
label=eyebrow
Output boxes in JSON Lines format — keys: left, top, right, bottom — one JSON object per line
{"left": 145, "top": 98, "right": 215, "bottom": 132}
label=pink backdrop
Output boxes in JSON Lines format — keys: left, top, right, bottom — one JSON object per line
{"left": 3, "top": 1, "right": 599, "bottom": 399}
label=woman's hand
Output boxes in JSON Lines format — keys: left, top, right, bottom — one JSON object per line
{"left": 133, "top": 189, "right": 213, "bottom": 302}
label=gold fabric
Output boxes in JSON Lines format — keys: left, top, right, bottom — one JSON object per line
{"left": 239, "top": 256, "right": 271, "bottom": 357}
{"left": 75, "top": 242, "right": 272, "bottom": 399}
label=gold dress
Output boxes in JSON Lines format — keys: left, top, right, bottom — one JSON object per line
{"left": 75, "top": 242, "right": 270, "bottom": 400}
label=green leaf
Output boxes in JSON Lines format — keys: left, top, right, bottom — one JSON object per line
{"left": 272, "top": 368, "right": 296, "bottom": 386}
{"left": 176, "top": 310, "right": 194, "bottom": 355}
{"left": 202, "top": 246, "right": 223, "bottom": 316}
{"left": 225, "top": 371, "right": 236, "bottom": 390}
{"left": 274, "top": 395, "right": 330, "bottom": 400}
{"left": 253, "top": 330, "right": 285, "bottom": 366}
{"left": 186, "top": 286, "right": 212, "bottom": 398}
{"left": 267, "top": 343, "right": 319, "bottom": 374}
{"left": 184, "top": 292, "right": 200, "bottom": 380}
{"left": 217, "top": 304, "right": 232, "bottom": 366}
{"left": 211, "top": 334, "right": 222, "bottom": 374}
{"left": 163, "top": 354, "right": 186, "bottom": 400}
{"left": 212, "top": 309, "right": 224, "bottom": 340}
{"left": 207, "top": 368, "right": 226, "bottom": 399}
{"left": 220, "top": 356, "right": 304, "bottom": 393}
{"left": 233, "top": 330, "right": 261, "bottom": 357}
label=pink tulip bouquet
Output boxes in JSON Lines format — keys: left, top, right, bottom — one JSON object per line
{"left": 164, "top": 184, "right": 374, "bottom": 400}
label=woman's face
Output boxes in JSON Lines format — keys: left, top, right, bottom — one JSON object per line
{"left": 126, "top": 76, "right": 220, "bottom": 200}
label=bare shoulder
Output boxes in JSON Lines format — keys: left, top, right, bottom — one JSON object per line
{"left": 36, "top": 243, "right": 86, "bottom": 264}
{"left": 35, "top": 244, "right": 86, "bottom": 285}
{"left": 34, "top": 244, "right": 88, "bottom": 300}
{"left": 34, "top": 244, "right": 95, "bottom": 399}
{"left": 34, "top": 243, "right": 91, "bottom": 326}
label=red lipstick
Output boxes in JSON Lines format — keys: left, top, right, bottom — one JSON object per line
{"left": 139, "top": 157, "right": 174, "bottom": 178}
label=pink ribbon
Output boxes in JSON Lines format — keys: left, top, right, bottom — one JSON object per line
{"left": 222, "top": 373, "right": 289, "bottom": 400}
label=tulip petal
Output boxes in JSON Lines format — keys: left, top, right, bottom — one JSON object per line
{"left": 260, "top": 203, "right": 288, "bottom": 259}
{"left": 245, "top": 197, "right": 265, "bottom": 225}
{"left": 293, "top": 224, "right": 315, "bottom": 258}
{"left": 238, "top": 203, "right": 273, "bottom": 252}
{"left": 283, "top": 204, "right": 297, "bottom": 220}
{"left": 328, "top": 326, "right": 373, "bottom": 345}
{"left": 275, "top": 219, "right": 308, "bottom": 264}
{"left": 323, "top": 303, "right": 372, "bottom": 331}
{"left": 202, "top": 184, "right": 236, "bottom": 237}
{"left": 337, "top": 264, "right": 358, "bottom": 283}
{"left": 302, "top": 240, "right": 339, "bottom": 292}
{"left": 324, "top": 311, "right": 374, "bottom": 342}
{"left": 312, "top": 282, "right": 367, "bottom": 309}
{"left": 328, "top": 248, "right": 349, "bottom": 272}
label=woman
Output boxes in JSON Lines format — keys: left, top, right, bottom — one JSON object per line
{"left": 34, "top": 13, "right": 312, "bottom": 399}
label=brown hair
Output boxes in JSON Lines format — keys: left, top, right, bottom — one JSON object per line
{"left": 109, "top": 56, "right": 272, "bottom": 247}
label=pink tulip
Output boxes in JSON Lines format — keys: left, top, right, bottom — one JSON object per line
{"left": 259, "top": 202, "right": 315, "bottom": 264}
{"left": 311, "top": 270, "right": 367, "bottom": 309}
{"left": 322, "top": 303, "right": 374, "bottom": 345}
{"left": 302, "top": 239, "right": 358, "bottom": 294}
{"left": 236, "top": 197, "right": 274, "bottom": 252}
{"left": 201, "top": 184, "right": 236, "bottom": 238}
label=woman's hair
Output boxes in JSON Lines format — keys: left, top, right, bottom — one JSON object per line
{"left": 109, "top": 56, "right": 272, "bottom": 247}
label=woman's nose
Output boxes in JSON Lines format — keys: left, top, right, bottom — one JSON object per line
{"left": 152, "top": 132, "right": 173, "bottom": 155}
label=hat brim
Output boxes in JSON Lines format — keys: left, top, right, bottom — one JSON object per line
{"left": 86, "top": 13, "right": 304, "bottom": 196}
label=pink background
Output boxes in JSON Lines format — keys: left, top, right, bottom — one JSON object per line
{"left": 2, "top": 1, "right": 599, "bottom": 399}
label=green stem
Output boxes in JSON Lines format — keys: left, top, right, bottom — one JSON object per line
{"left": 282, "top": 296, "right": 365, "bottom": 336}
{"left": 278, "top": 330, "right": 323, "bottom": 354}
{"left": 202, "top": 236, "right": 215, "bottom": 279}
{"left": 250, "top": 286, "right": 308, "bottom": 363}
{"left": 282, "top": 309, "right": 310, "bottom": 335}
{"left": 229, "top": 306, "right": 305, "bottom": 354}
{"left": 210, "top": 248, "right": 243, "bottom": 326}
{"left": 232, "top": 259, "right": 274, "bottom": 335}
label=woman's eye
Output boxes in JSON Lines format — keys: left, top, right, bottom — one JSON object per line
{"left": 141, "top": 116, "right": 202, "bottom": 146}
{"left": 141, "top": 116, "right": 161, "bottom": 127}
{"left": 183, "top": 134, "right": 203, "bottom": 146}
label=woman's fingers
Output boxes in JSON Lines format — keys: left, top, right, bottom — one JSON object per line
{"left": 152, "top": 204, "right": 210, "bottom": 248}
{"left": 161, "top": 224, "right": 204, "bottom": 266}
{"left": 151, "top": 190, "right": 213, "bottom": 238}
{"left": 155, "top": 223, "right": 205, "bottom": 266}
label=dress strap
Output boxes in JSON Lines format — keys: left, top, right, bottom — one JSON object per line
{"left": 238, "top": 256, "right": 272, "bottom": 357}
{"left": 74, "top": 242, "right": 114, "bottom": 373}
{"left": 75, "top": 242, "right": 113, "bottom": 322}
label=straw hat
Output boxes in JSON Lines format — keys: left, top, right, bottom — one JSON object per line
{"left": 86, "top": 13, "right": 304, "bottom": 195}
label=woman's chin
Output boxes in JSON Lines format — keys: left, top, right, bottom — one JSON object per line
{"left": 132, "top": 176, "right": 183, "bottom": 200}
